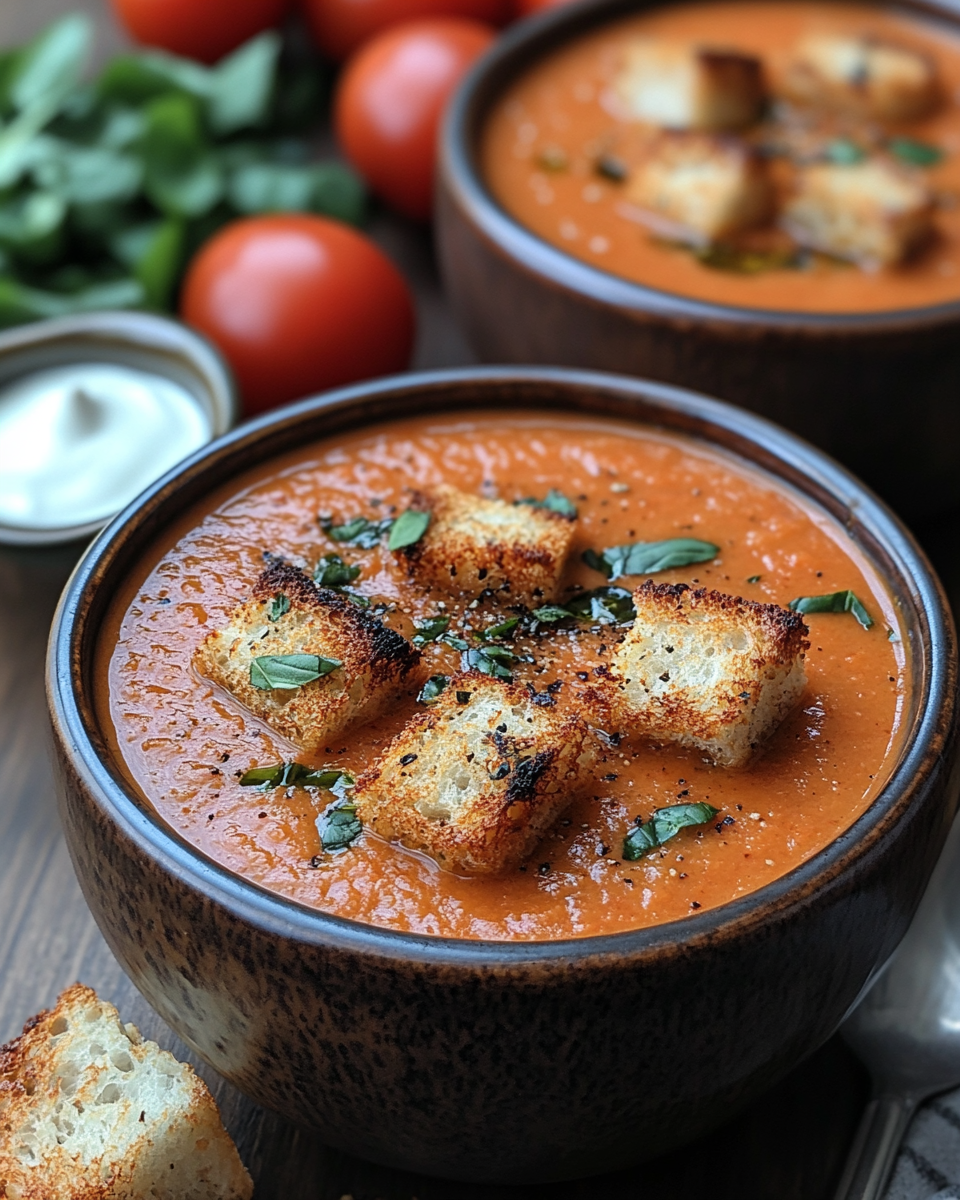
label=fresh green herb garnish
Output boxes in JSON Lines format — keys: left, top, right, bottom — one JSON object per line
{"left": 477, "top": 617, "right": 519, "bottom": 642}
{"left": 316, "top": 798, "right": 362, "bottom": 852}
{"left": 239, "top": 761, "right": 353, "bottom": 791}
{"left": 583, "top": 538, "right": 718, "bottom": 582}
{"left": 532, "top": 604, "right": 575, "bottom": 623}
{"left": 463, "top": 645, "right": 514, "bottom": 681}
{"left": 825, "top": 138, "right": 866, "bottom": 165}
{"left": 516, "top": 489, "right": 578, "bottom": 518}
{"left": 595, "top": 154, "right": 627, "bottom": 182}
{"left": 314, "top": 554, "right": 361, "bottom": 587}
{"left": 249, "top": 652, "right": 342, "bottom": 689}
{"left": 747, "top": 575, "right": 761, "bottom": 584}
{"left": 789, "top": 590, "right": 873, "bottom": 629}
{"left": 418, "top": 674, "right": 450, "bottom": 704}
{"left": 623, "top": 803, "right": 720, "bottom": 859}
{"left": 266, "top": 593, "right": 290, "bottom": 621}
{"left": 888, "top": 137, "right": 943, "bottom": 167}
{"left": 319, "top": 514, "right": 392, "bottom": 548}
{"left": 387, "top": 507, "right": 431, "bottom": 551}
{"left": 565, "top": 586, "right": 637, "bottom": 624}
{"left": 413, "top": 616, "right": 450, "bottom": 644}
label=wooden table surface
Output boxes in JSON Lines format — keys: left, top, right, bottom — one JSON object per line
{"left": 4, "top": 2, "right": 959, "bottom": 1195}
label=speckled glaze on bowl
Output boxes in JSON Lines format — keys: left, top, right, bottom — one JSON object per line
{"left": 47, "top": 368, "right": 960, "bottom": 1184}
{"left": 437, "top": 0, "right": 960, "bottom": 518}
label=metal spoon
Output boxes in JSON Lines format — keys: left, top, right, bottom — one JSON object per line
{"left": 835, "top": 812, "right": 960, "bottom": 1200}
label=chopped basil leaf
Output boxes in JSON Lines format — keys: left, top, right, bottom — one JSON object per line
{"left": 747, "top": 575, "right": 761, "bottom": 584}
{"left": 419, "top": 674, "right": 450, "bottom": 704}
{"left": 239, "top": 761, "right": 352, "bottom": 791}
{"left": 478, "top": 617, "right": 519, "bottom": 642}
{"left": 444, "top": 634, "right": 470, "bottom": 651}
{"left": 463, "top": 645, "right": 514, "bottom": 681}
{"left": 623, "top": 802, "right": 720, "bottom": 860}
{"left": 388, "top": 507, "right": 431, "bottom": 551}
{"left": 532, "top": 604, "right": 575, "bottom": 622}
{"left": 789, "top": 590, "right": 873, "bottom": 630}
{"left": 517, "top": 489, "right": 578, "bottom": 518}
{"left": 249, "top": 652, "right": 342, "bottom": 689}
{"left": 266, "top": 593, "right": 290, "bottom": 621}
{"left": 583, "top": 538, "right": 718, "bottom": 581}
{"left": 565, "top": 586, "right": 636, "bottom": 625}
{"left": 456, "top": 690, "right": 472, "bottom": 704}
{"left": 825, "top": 138, "right": 866, "bottom": 165}
{"left": 413, "top": 616, "right": 450, "bottom": 644}
{"left": 319, "top": 514, "right": 392, "bottom": 548}
{"left": 316, "top": 798, "right": 362, "bottom": 852}
{"left": 314, "top": 553, "right": 361, "bottom": 587}
{"left": 888, "top": 137, "right": 943, "bottom": 167}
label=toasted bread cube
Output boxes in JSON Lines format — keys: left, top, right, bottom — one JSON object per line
{"left": 615, "top": 40, "right": 765, "bottom": 131}
{"left": 783, "top": 34, "right": 939, "bottom": 121}
{"left": 627, "top": 131, "right": 773, "bottom": 244}
{"left": 194, "top": 562, "right": 420, "bottom": 753}
{"left": 0, "top": 984, "right": 252, "bottom": 1200}
{"left": 610, "top": 582, "right": 808, "bottom": 768}
{"left": 782, "top": 159, "right": 934, "bottom": 267}
{"left": 355, "top": 671, "right": 596, "bottom": 873}
{"left": 397, "top": 485, "right": 576, "bottom": 602}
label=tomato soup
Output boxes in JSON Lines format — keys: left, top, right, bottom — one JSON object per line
{"left": 482, "top": 1, "right": 960, "bottom": 313}
{"left": 96, "top": 412, "right": 907, "bottom": 940}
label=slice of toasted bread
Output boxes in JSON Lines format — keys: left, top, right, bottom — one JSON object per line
{"left": 782, "top": 158, "right": 934, "bottom": 267}
{"left": 355, "top": 671, "right": 596, "bottom": 873}
{"left": 783, "top": 33, "right": 939, "bottom": 121}
{"left": 615, "top": 40, "right": 765, "bottom": 131}
{"left": 194, "top": 562, "right": 420, "bottom": 753}
{"left": 609, "top": 582, "right": 808, "bottom": 768}
{"left": 0, "top": 984, "right": 252, "bottom": 1200}
{"left": 626, "top": 131, "right": 773, "bottom": 244}
{"left": 395, "top": 485, "right": 576, "bottom": 603}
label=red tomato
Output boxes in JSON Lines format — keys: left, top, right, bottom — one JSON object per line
{"left": 512, "top": 0, "right": 574, "bottom": 15}
{"left": 111, "top": 0, "right": 291, "bottom": 64}
{"left": 180, "top": 215, "right": 416, "bottom": 415}
{"left": 335, "top": 18, "right": 495, "bottom": 221}
{"left": 303, "top": 0, "right": 508, "bottom": 61}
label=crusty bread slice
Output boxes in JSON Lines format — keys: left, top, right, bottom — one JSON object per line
{"left": 783, "top": 33, "right": 939, "bottom": 121}
{"left": 615, "top": 40, "right": 765, "bottom": 131}
{"left": 396, "top": 485, "right": 576, "bottom": 603}
{"left": 782, "top": 159, "right": 934, "bottom": 268}
{"left": 626, "top": 131, "right": 773, "bottom": 245}
{"left": 0, "top": 984, "right": 252, "bottom": 1200}
{"left": 609, "top": 582, "right": 808, "bottom": 768}
{"left": 355, "top": 671, "right": 596, "bottom": 873}
{"left": 194, "top": 562, "right": 420, "bottom": 753}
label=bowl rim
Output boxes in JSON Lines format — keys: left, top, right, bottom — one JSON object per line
{"left": 440, "top": 0, "right": 960, "bottom": 334}
{"left": 0, "top": 310, "right": 238, "bottom": 548}
{"left": 47, "top": 365, "right": 957, "bottom": 970}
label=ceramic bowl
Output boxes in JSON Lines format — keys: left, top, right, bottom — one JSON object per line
{"left": 436, "top": 0, "right": 960, "bottom": 518}
{"left": 47, "top": 367, "right": 960, "bottom": 1184}
{"left": 0, "top": 311, "right": 237, "bottom": 547}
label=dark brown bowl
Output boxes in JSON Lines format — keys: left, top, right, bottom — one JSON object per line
{"left": 47, "top": 368, "right": 960, "bottom": 1183}
{"left": 437, "top": 0, "right": 960, "bottom": 518}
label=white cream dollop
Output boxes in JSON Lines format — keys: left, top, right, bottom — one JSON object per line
{"left": 0, "top": 363, "right": 212, "bottom": 531}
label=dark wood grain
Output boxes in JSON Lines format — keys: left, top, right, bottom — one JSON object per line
{"left": 1, "top": 1, "right": 947, "bottom": 1196}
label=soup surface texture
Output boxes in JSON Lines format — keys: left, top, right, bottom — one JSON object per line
{"left": 97, "top": 412, "right": 907, "bottom": 940}
{"left": 482, "top": 1, "right": 960, "bottom": 313}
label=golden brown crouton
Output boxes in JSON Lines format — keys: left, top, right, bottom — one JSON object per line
{"left": 194, "top": 562, "right": 420, "bottom": 753}
{"left": 0, "top": 984, "right": 252, "bottom": 1200}
{"left": 615, "top": 40, "right": 765, "bottom": 131}
{"left": 355, "top": 671, "right": 596, "bottom": 874}
{"left": 609, "top": 582, "right": 808, "bottom": 768}
{"left": 782, "top": 158, "right": 935, "bottom": 267}
{"left": 626, "top": 131, "right": 773, "bottom": 244}
{"left": 396, "top": 485, "right": 575, "bottom": 603}
{"left": 783, "top": 33, "right": 939, "bottom": 121}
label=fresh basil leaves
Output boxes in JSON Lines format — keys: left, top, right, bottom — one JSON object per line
{"left": 516, "top": 489, "right": 578, "bottom": 518}
{"left": 565, "top": 586, "right": 636, "bottom": 624}
{"left": 463, "top": 645, "right": 515, "bottom": 681}
{"left": 582, "top": 538, "right": 718, "bottom": 581}
{"left": 788, "top": 590, "right": 873, "bottom": 630}
{"left": 623, "top": 803, "right": 720, "bottom": 859}
{"left": 239, "top": 761, "right": 353, "bottom": 792}
{"left": 316, "top": 798, "right": 363, "bottom": 852}
{"left": 477, "top": 617, "right": 519, "bottom": 641}
{"left": 887, "top": 136, "right": 942, "bottom": 167}
{"left": 266, "top": 593, "right": 290, "bottom": 622}
{"left": 531, "top": 604, "right": 574, "bottom": 623}
{"left": 249, "top": 653, "right": 342, "bottom": 689}
{"left": 388, "top": 508, "right": 431, "bottom": 551}
{"left": 319, "top": 514, "right": 392, "bottom": 548}
{"left": 418, "top": 674, "right": 450, "bottom": 704}
{"left": 314, "top": 554, "right": 361, "bottom": 587}
{"left": 413, "top": 616, "right": 450, "bottom": 644}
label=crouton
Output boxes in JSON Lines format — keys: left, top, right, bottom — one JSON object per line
{"left": 626, "top": 131, "right": 773, "bottom": 244}
{"left": 609, "top": 582, "right": 808, "bottom": 768}
{"left": 615, "top": 39, "right": 765, "bottom": 130}
{"left": 0, "top": 984, "right": 252, "bottom": 1200}
{"left": 782, "top": 158, "right": 935, "bottom": 267}
{"left": 396, "top": 485, "right": 576, "bottom": 603}
{"left": 354, "top": 671, "right": 596, "bottom": 873}
{"left": 783, "top": 33, "right": 940, "bottom": 121}
{"left": 194, "top": 561, "right": 420, "bottom": 753}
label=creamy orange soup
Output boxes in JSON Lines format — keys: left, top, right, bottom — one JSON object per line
{"left": 96, "top": 412, "right": 907, "bottom": 940}
{"left": 483, "top": 1, "right": 960, "bottom": 313}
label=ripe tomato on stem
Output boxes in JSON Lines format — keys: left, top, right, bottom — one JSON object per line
{"left": 180, "top": 215, "right": 416, "bottom": 416}
{"left": 302, "top": 0, "right": 509, "bottom": 61}
{"left": 335, "top": 18, "right": 495, "bottom": 222}
{"left": 111, "top": 0, "right": 292, "bottom": 63}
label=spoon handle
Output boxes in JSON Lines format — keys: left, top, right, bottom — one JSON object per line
{"left": 833, "top": 1094, "right": 917, "bottom": 1200}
